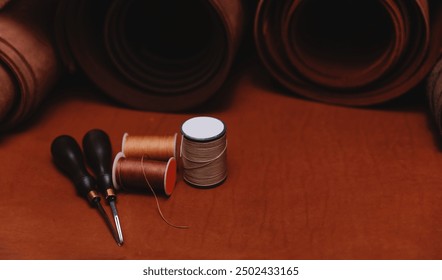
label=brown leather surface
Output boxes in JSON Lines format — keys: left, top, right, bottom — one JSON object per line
{"left": 55, "top": 0, "right": 246, "bottom": 111}
{"left": 255, "top": 0, "right": 442, "bottom": 106}
{"left": 0, "top": 0, "right": 61, "bottom": 130}
{"left": 0, "top": 59, "right": 441, "bottom": 259}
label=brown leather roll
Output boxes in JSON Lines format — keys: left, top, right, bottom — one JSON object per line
{"left": 0, "top": 0, "right": 61, "bottom": 130}
{"left": 427, "top": 57, "right": 442, "bottom": 133}
{"left": 255, "top": 0, "right": 442, "bottom": 106}
{"left": 56, "top": 0, "right": 245, "bottom": 111}
{"left": 0, "top": 0, "right": 10, "bottom": 9}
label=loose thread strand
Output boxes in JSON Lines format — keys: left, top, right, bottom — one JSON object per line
{"left": 141, "top": 156, "right": 189, "bottom": 230}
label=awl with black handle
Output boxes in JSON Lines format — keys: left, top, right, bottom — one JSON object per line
{"left": 83, "top": 129, "right": 124, "bottom": 245}
{"left": 51, "top": 135, "right": 122, "bottom": 246}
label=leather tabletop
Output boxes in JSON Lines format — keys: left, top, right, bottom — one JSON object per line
{"left": 0, "top": 59, "right": 441, "bottom": 259}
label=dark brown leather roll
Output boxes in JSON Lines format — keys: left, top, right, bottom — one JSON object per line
{"left": 427, "top": 57, "right": 442, "bottom": 133}
{"left": 0, "top": 0, "right": 10, "bottom": 9}
{"left": 255, "top": 0, "right": 442, "bottom": 106}
{"left": 0, "top": 0, "right": 61, "bottom": 130}
{"left": 56, "top": 0, "right": 245, "bottom": 111}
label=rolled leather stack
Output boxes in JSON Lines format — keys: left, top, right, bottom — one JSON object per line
{"left": 56, "top": 0, "right": 245, "bottom": 111}
{"left": 254, "top": 0, "right": 442, "bottom": 106}
{"left": 0, "top": 0, "right": 60, "bottom": 130}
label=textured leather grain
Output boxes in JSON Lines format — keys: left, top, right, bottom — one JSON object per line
{"left": 1, "top": 62, "right": 442, "bottom": 259}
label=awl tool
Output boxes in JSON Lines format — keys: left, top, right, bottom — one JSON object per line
{"left": 51, "top": 135, "right": 122, "bottom": 246}
{"left": 83, "top": 129, "right": 124, "bottom": 245}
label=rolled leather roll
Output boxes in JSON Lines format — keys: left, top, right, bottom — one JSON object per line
{"left": 0, "top": 0, "right": 61, "bottom": 130}
{"left": 255, "top": 0, "right": 442, "bottom": 106}
{"left": 56, "top": 0, "right": 245, "bottom": 111}
{"left": 427, "top": 58, "right": 442, "bottom": 133}
{"left": 0, "top": 0, "right": 10, "bottom": 9}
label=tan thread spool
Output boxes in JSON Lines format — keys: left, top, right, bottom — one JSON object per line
{"left": 122, "top": 133, "right": 177, "bottom": 161}
{"left": 181, "top": 116, "right": 227, "bottom": 188}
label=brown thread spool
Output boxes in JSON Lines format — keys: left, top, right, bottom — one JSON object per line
{"left": 122, "top": 133, "right": 177, "bottom": 161}
{"left": 112, "top": 152, "right": 188, "bottom": 229}
{"left": 112, "top": 152, "right": 176, "bottom": 196}
{"left": 181, "top": 116, "right": 227, "bottom": 188}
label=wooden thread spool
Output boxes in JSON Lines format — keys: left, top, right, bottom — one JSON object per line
{"left": 112, "top": 152, "right": 176, "bottom": 196}
{"left": 122, "top": 133, "right": 177, "bottom": 161}
{"left": 181, "top": 116, "right": 227, "bottom": 188}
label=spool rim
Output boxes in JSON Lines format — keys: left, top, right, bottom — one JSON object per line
{"left": 112, "top": 151, "right": 126, "bottom": 190}
{"left": 183, "top": 174, "right": 227, "bottom": 188}
{"left": 181, "top": 116, "right": 226, "bottom": 142}
{"left": 164, "top": 157, "right": 177, "bottom": 196}
{"left": 121, "top": 132, "right": 129, "bottom": 156}
{"left": 172, "top": 132, "right": 178, "bottom": 159}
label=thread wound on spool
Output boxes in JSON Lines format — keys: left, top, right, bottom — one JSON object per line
{"left": 181, "top": 116, "right": 227, "bottom": 187}
{"left": 112, "top": 152, "right": 187, "bottom": 229}
{"left": 122, "top": 133, "right": 177, "bottom": 161}
{"left": 112, "top": 152, "right": 176, "bottom": 196}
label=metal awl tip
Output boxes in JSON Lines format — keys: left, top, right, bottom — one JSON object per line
{"left": 110, "top": 200, "right": 124, "bottom": 245}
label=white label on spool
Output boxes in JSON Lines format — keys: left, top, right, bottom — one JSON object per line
{"left": 181, "top": 116, "right": 225, "bottom": 141}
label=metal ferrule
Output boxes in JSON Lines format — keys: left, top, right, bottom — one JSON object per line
{"left": 86, "top": 190, "right": 100, "bottom": 203}
{"left": 106, "top": 188, "right": 116, "bottom": 199}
